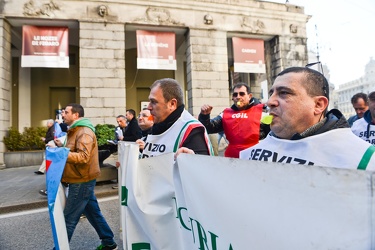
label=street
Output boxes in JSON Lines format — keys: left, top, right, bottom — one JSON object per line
{"left": 0, "top": 196, "right": 123, "bottom": 250}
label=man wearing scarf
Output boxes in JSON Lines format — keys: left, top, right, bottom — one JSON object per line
{"left": 54, "top": 103, "right": 117, "bottom": 250}
{"left": 142, "top": 78, "right": 214, "bottom": 158}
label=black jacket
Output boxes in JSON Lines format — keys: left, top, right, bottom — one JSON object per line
{"left": 123, "top": 118, "right": 142, "bottom": 142}
{"left": 45, "top": 125, "right": 55, "bottom": 144}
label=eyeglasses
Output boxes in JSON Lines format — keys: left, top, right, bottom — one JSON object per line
{"left": 232, "top": 92, "right": 246, "bottom": 98}
{"left": 137, "top": 114, "right": 149, "bottom": 118}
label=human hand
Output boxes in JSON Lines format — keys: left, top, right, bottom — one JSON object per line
{"left": 54, "top": 138, "right": 63, "bottom": 147}
{"left": 135, "top": 139, "right": 145, "bottom": 150}
{"left": 115, "top": 161, "right": 120, "bottom": 168}
{"left": 174, "top": 147, "right": 195, "bottom": 160}
{"left": 200, "top": 104, "right": 213, "bottom": 115}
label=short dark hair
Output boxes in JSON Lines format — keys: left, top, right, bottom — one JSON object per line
{"left": 116, "top": 115, "right": 126, "bottom": 119}
{"left": 150, "top": 78, "right": 184, "bottom": 106}
{"left": 126, "top": 109, "right": 136, "bottom": 117}
{"left": 66, "top": 103, "right": 84, "bottom": 117}
{"left": 232, "top": 82, "right": 250, "bottom": 93}
{"left": 277, "top": 67, "right": 329, "bottom": 100}
{"left": 351, "top": 92, "right": 368, "bottom": 105}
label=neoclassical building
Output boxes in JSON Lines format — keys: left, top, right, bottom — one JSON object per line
{"left": 0, "top": 0, "right": 310, "bottom": 165}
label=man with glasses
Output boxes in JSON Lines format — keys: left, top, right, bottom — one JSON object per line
{"left": 347, "top": 93, "right": 369, "bottom": 127}
{"left": 351, "top": 91, "right": 375, "bottom": 145}
{"left": 137, "top": 108, "right": 154, "bottom": 137}
{"left": 199, "top": 82, "right": 268, "bottom": 158}
{"left": 135, "top": 108, "right": 154, "bottom": 152}
{"left": 240, "top": 67, "right": 375, "bottom": 170}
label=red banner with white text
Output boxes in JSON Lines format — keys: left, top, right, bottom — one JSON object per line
{"left": 232, "top": 37, "right": 265, "bottom": 73}
{"left": 22, "top": 26, "right": 69, "bottom": 68}
{"left": 136, "top": 30, "right": 176, "bottom": 70}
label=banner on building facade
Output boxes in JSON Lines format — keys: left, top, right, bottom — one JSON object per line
{"left": 21, "top": 25, "right": 69, "bottom": 68}
{"left": 119, "top": 144, "right": 375, "bottom": 249}
{"left": 136, "top": 30, "right": 176, "bottom": 70}
{"left": 232, "top": 37, "right": 265, "bottom": 73}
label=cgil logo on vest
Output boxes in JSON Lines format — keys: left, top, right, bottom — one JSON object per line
{"left": 232, "top": 113, "right": 248, "bottom": 118}
{"left": 249, "top": 148, "right": 315, "bottom": 165}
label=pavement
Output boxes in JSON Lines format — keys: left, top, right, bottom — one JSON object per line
{"left": 0, "top": 140, "right": 228, "bottom": 215}
{"left": 0, "top": 155, "right": 119, "bottom": 214}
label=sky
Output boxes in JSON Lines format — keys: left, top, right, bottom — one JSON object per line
{"left": 267, "top": 0, "right": 375, "bottom": 87}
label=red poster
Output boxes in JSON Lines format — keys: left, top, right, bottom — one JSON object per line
{"left": 232, "top": 37, "right": 265, "bottom": 73}
{"left": 136, "top": 30, "right": 176, "bottom": 70}
{"left": 22, "top": 25, "right": 69, "bottom": 68}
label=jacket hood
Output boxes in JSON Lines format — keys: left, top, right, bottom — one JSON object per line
{"left": 317, "top": 109, "right": 349, "bottom": 132}
{"left": 69, "top": 118, "right": 95, "bottom": 133}
{"left": 363, "top": 110, "right": 373, "bottom": 124}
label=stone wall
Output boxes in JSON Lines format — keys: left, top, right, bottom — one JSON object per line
{"left": 79, "top": 21, "right": 126, "bottom": 125}
{"left": 0, "top": 19, "right": 11, "bottom": 166}
{"left": 186, "top": 29, "right": 230, "bottom": 116}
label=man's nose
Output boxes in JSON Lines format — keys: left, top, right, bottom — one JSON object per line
{"left": 267, "top": 94, "right": 277, "bottom": 107}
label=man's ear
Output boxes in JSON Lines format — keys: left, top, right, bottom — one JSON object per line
{"left": 169, "top": 98, "right": 178, "bottom": 110}
{"left": 314, "top": 96, "right": 329, "bottom": 115}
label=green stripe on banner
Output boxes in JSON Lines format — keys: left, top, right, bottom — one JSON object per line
{"left": 121, "top": 186, "right": 128, "bottom": 206}
{"left": 357, "top": 146, "right": 375, "bottom": 170}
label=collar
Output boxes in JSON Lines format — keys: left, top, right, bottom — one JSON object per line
{"left": 152, "top": 105, "right": 185, "bottom": 135}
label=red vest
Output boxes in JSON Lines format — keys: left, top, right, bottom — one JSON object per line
{"left": 222, "top": 104, "right": 263, "bottom": 158}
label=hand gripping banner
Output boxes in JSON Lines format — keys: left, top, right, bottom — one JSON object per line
{"left": 46, "top": 147, "right": 70, "bottom": 250}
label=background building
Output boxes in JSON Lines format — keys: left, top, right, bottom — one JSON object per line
{"left": 0, "top": 0, "right": 311, "bottom": 165}
{"left": 336, "top": 58, "right": 375, "bottom": 118}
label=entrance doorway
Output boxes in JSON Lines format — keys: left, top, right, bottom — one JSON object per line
{"left": 49, "top": 87, "right": 76, "bottom": 119}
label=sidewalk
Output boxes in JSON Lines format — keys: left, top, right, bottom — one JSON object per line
{"left": 0, "top": 157, "right": 119, "bottom": 214}
{"left": 0, "top": 142, "right": 228, "bottom": 215}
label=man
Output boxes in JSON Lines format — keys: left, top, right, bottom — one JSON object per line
{"left": 347, "top": 93, "right": 369, "bottom": 127}
{"left": 142, "top": 78, "right": 213, "bottom": 158}
{"left": 56, "top": 108, "right": 69, "bottom": 132}
{"left": 114, "top": 115, "right": 127, "bottom": 143}
{"left": 199, "top": 82, "right": 269, "bottom": 158}
{"left": 123, "top": 109, "right": 142, "bottom": 141}
{"left": 351, "top": 91, "right": 375, "bottom": 145}
{"left": 34, "top": 119, "right": 55, "bottom": 175}
{"left": 240, "top": 67, "right": 375, "bottom": 169}
{"left": 54, "top": 103, "right": 117, "bottom": 250}
{"left": 137, "top": 108, "right": 154, "bottom": 137}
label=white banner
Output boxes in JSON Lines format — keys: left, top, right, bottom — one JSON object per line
{"left": 120, "top": 146, "right": 375, "bottom": 249}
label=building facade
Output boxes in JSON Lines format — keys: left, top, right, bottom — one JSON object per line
{"left": 0, "top": 0, "right": 310, "bottom": 165}
{"left": 336, "top": 58, "right": 375, "bottom": 119}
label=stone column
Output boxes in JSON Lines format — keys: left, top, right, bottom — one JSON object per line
{"left": 186, "top": 29, "right": 230, "bottom": 116}
{"left": 79, "top": 21, "right": 125, "bottom": 125}
{"left": 0, "top": 19, "right": 11, "bottom": 166}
